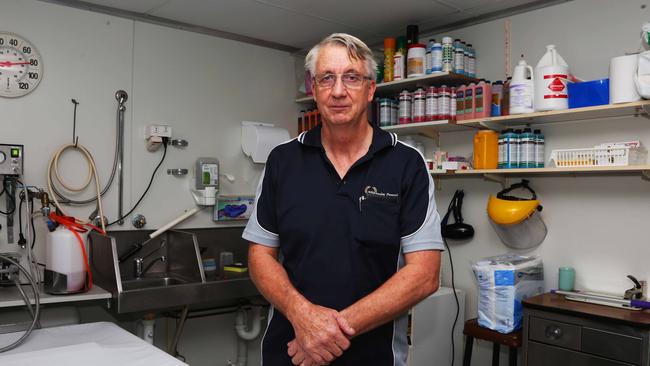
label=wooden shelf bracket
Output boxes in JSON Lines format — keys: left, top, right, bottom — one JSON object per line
{"left": 482, "top": 173, "right": 508, "bottom": 187}
{"left": 641, "top": 169, "right": 650, "bottom": 181}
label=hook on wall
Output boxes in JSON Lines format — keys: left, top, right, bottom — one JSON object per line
{"left": 71, "top": 98, "right": 80, "bottom": 147}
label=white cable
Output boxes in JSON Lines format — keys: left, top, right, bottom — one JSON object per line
{"left": 47, "top": 144, "right": 106, "bottom": 232}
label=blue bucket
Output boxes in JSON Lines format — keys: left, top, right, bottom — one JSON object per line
{"left": 568, "top": 79, "right": 609, "bottom": 109}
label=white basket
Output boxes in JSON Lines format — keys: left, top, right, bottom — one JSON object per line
{"left": 549, "top": 146, "right": 647, "bottom": 167}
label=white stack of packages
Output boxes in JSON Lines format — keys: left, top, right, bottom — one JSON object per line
{"left": 472, "top": 254, "right": 544, "bottom": 334}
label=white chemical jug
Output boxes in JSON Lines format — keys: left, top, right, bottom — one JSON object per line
{"left": 534, "top": 45, "right": 569, "bottom": 111}
{"left": 45, "top": 226, "right": 87, "bottom": 294}
{"left": 510, "top": 59, "right": 535, "bottom": 114}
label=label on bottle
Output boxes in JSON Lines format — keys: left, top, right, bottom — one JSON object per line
{"left": 426, "top": 91, "right": 438, "bottom": 120}
{"left": 456, "top": 90, "right": 465, "bottom": 116}
{"left": 510, "top": 83, "right": 533, "bottom": 110}
{"left": 442, "top": 44, "right": 453, "bottom": 72}
{"left": 432, "top": 46, "right": 442, "bottom": 72}
{"left": 475, "top": 87, "right": 483, "bottom": 113}
{"left": 393, "top": 54, "right": 404, "bottom": 80}
{"left": 464, "top": 88, "right": 473, "bottom": 115}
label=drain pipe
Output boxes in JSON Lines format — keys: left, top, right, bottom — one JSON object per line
{"left": 229, "top": 307, "right": 263, "bottom": 366}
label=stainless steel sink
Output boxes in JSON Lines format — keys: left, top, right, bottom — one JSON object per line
{"left": 121, "top": 276, "right": 188, "bottom": 291}
{"left": 89, "top": 229, "right": 259, "bottom": 313}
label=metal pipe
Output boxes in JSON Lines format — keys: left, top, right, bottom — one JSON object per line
{"left": 115, "top": 90, "right": 128, "bottom": 225}
{"left": 168, "top": 305, "right": 190, "bottom": 356}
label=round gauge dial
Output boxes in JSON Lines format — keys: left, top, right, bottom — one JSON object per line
{"left": 0, "top": 32, "right": 43, "bottom": 98}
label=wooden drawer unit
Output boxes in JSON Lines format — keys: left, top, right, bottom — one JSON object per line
{"left": 523, "top": 293, "right": 650, "bottom": 366}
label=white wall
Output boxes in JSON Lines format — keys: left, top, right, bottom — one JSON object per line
{"left": 0, "top": 1, "right": 295, "bottom": 365}
{"left": 425, "top": 0, "right": 650, "bottom": 364}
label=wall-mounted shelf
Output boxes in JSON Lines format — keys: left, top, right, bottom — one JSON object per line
{"left": 295, "top": 72, "right": 477, "bottom": 104}
{"left": 429, "top": 165, "right": 650, "bottom": 187}
{"left": 430, "top": 165, "right": 650, "bottom": 182}
{"left": 458, "top": 101, "right": 650, "bottom": 129}
{"left": 382, "top": 120, "right": 472, "bottom": 138}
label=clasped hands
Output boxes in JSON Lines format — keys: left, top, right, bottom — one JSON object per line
{"left": 287, "top": 303, "right": 355, "bottom": 366}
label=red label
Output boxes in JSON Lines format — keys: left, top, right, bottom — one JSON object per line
{"left": 543, "top": 74, "right": 568, "bottom": 79}
{"left": 543, "top": 95, "right": 568, "bottom": 99}
{"left": 548, "top": 78, "right": 566, "bottom": 92}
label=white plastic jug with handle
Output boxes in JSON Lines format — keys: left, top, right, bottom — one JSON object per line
{"left": 534, "top": 45, "right": 569, "bottom": 111}
{"left": 510, "top": 59, "right": 534, "bottom": 114}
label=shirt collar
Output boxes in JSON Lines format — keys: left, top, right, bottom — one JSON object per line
{"left": 299, "top": 123, "right": 397, "bottom": 154}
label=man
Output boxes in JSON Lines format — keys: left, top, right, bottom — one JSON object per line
{"left": 242, "top": 33, "right": 443, "bottom": 366}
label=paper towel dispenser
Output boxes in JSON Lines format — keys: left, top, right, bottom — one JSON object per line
{"left": 241, "top": 121, "right": 290, "bottom": 163}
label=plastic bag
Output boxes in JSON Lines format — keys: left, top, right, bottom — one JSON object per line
{"left": 472, "top": 253, "right": 544, "bottom": 333}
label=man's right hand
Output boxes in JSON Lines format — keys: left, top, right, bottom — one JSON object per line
{"left": 287, "top": 303, "right": 355, "bottom": 364}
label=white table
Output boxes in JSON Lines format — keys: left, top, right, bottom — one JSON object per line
{"left": 0, "top": 322, "right": 187, "bottom": 366}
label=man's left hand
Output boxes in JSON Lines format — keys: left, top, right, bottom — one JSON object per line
{"left": 288, "top": 313, "right": 355, "bottom": 365}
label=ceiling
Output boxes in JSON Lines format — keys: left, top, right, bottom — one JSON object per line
{"left": 40, "top": 0, "right": 569, "bottom": 53}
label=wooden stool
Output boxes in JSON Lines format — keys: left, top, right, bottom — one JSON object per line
{"left": 463, "top": 318, "right": 522, "bottom": 366}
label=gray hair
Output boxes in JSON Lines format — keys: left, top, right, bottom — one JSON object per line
{"left": 305, "top": 33, "right": 377, "bottom": 79}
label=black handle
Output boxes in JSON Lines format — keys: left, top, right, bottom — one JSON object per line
{"left": 453, "top": 190, "right": 465, "bottom": 223}
{"left": 497, "top": 179, "right": 537, "bottom": 201}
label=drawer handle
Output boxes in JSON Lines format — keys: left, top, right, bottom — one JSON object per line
{"left": 545, "top": 325, "right": 563, "bottom": 340}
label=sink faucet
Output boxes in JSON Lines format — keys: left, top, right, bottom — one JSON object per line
{"left": 133, "top": 241, "right": 167, "bottom": 278}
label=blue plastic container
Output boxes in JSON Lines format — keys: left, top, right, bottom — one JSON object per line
{"left": 568, "top": 78, "right": 609, "bottom": 109}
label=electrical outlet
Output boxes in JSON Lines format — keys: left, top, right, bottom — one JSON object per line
{"left": 145, "top": 125, "right": 172, "bottom": 139}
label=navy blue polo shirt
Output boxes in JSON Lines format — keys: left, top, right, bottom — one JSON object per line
{"left": 243, "top": 123, "right": 443, "bottom": 366}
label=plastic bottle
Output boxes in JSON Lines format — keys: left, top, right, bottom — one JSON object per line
{"left": 520, "top": 128, "right": 535, "bottom": 168}
{"left": 398, "top": 90, "right": 412, "bottom": 124}
{"left": 379, "top": 98, "right": 392, "bottom": 127}
{"left": 474, "top": 79, "right": 492, "bottom": 118}
{"left": 425, "top": 39, "right": 434, "bottom": 74}
{"left": 46, "top": 226, "right": 87, "bottom": 293}
{"left": 453, "top": 39, "right": 465, "bottom": 75}
{"left": 510, "top": 59, "right": 534, "bottom": 114}
{"left": 383, "top": 38, "right": 396, "bottom": 82}
{"left": 393, "top": 50, "right": 404, "bottom": 81}
{"left": 431, "top": 41, "right": 442, "bottom": 72}
{"left": 407, "top": 44, "right": 427, "bottom": 78}
{"left": 450, "top": 87, "right": 457, "bottom": 122}
{"left": 502, "top": 77, "right": 511, "bottom": 116}
{"left": 491, "top": 80, "right": 504, "bottom": 117}
{"left": 441, "top": 37, "right": 454, "bottom": 72}
{"left": 464, "top": 82, "right": 476, "bottom": 120}
{"left": 463, "top": 42, "right": 470, "bottom": 76}
{"left": 455, "top": 85, "right": 466, "bottom": 121}
{"left": 406, "top": 25, "right": 419, "bottom": 46}
{"left": 498, "top": 130, "right": 506, "bottom": 168}
{"left": 513, "top": 129, "right": 522, "bottom": 168}
{"left": 467, "top": 44, "right": 476, "bottom": 78}
{"left": 412, "top": 88, "right": 426, "bottom": 122}
{"left": 502, "top": 129, "right": 517, "bottom": 169}
{"left": 473, "top": 130, "right": 499, "bottom": 169}
{"left": 394, "top": 37, "right": 407, "bottom": 81}
{"left": 534, "top": 129, "right": 545, "bottom": 168}
{"left": 534, "top": 44, "right": 569, "bottom": 111}
{"left": 438, "top": 85, "right": 451, "bottom": 120}
{"left": 425, "top": 86, "right": 438, "bottom": 121}
{"left": 390, "top": 99, "right": 398, "bottom": 126}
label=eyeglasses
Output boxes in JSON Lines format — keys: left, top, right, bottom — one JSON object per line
{"left": 313, "top": 73, "right": 371, "bottom": 89}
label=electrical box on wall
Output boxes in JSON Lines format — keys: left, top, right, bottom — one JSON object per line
{"left": 145, "top": 125, "right": 172, "bottom": 152}
{"left": 145, "top": 125, "right": 172, "bottom": 139}
{"left": 0, "top": 144, "right": 23, "bottom": 176}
